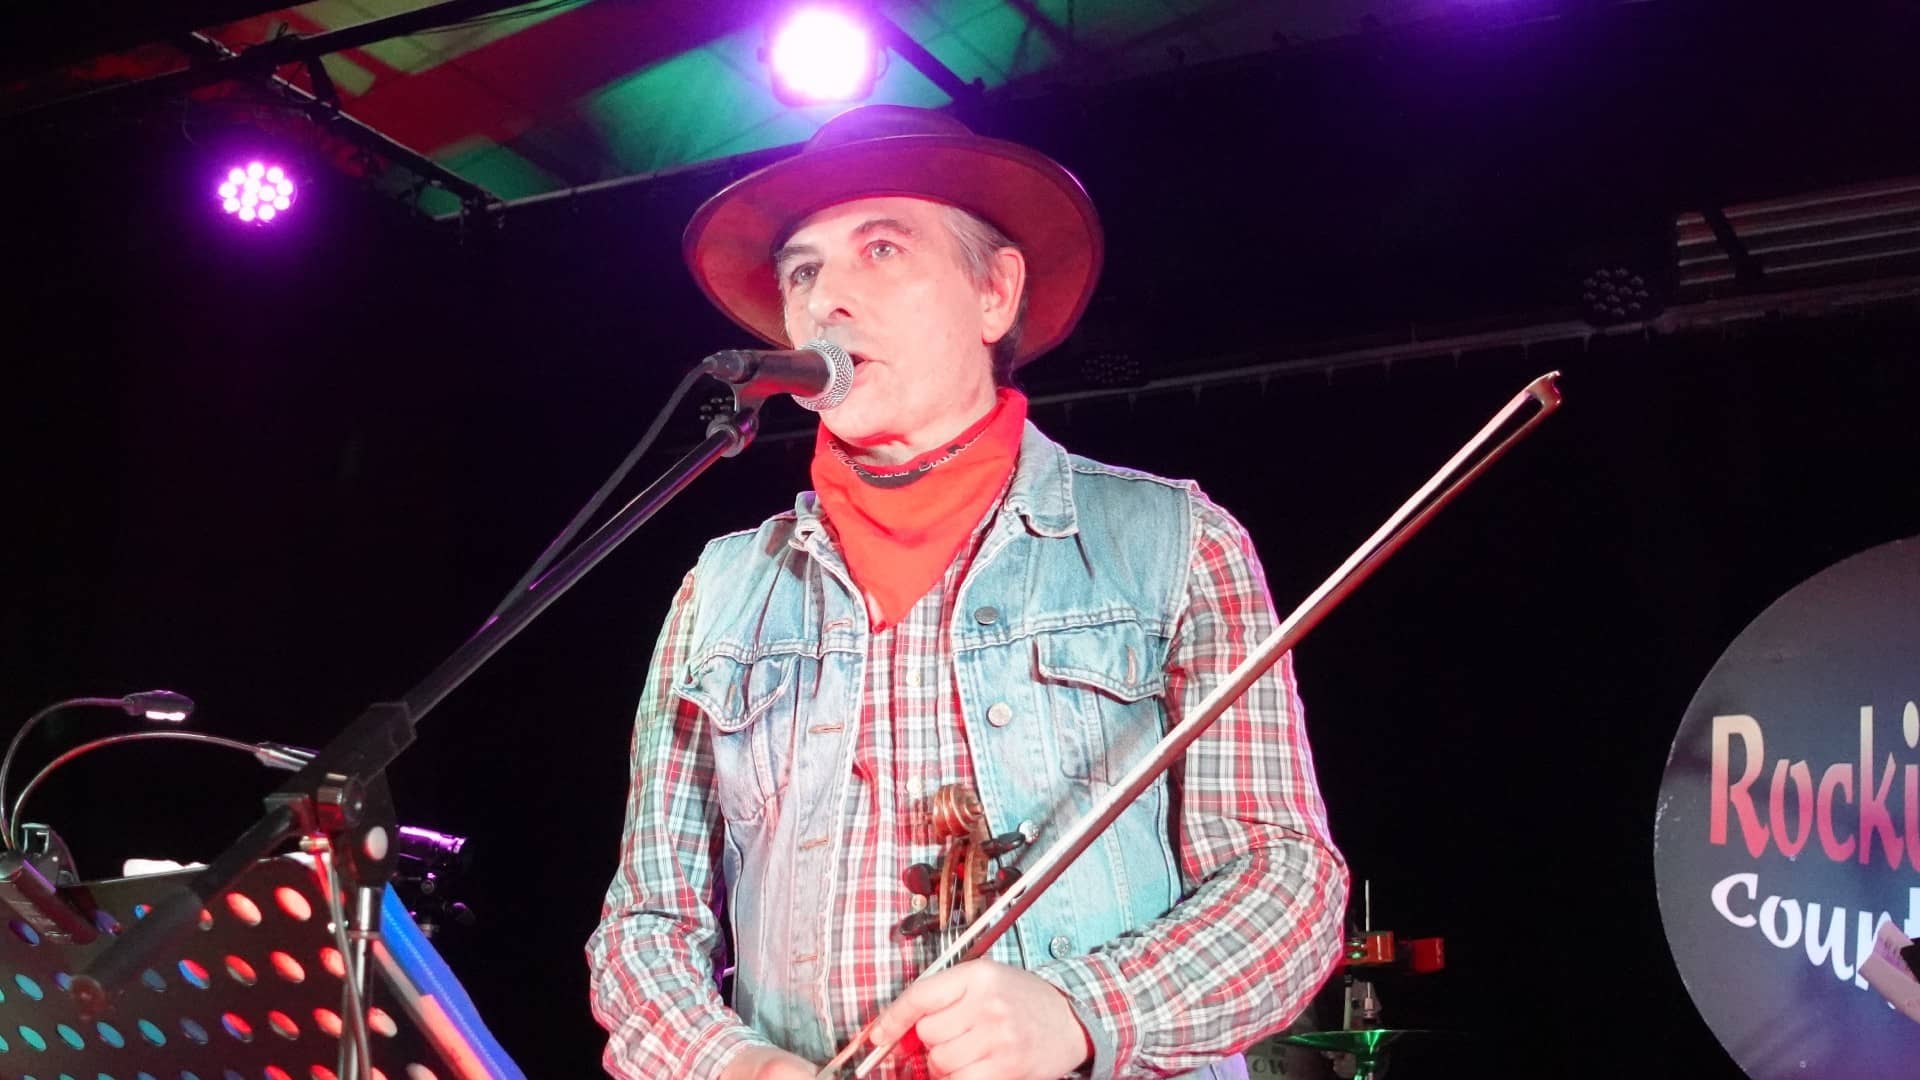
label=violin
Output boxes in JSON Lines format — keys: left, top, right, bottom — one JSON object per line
{"left": 894, "top": 784, "right": 1033, "bottom": 946}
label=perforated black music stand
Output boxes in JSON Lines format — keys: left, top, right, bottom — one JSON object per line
{"left": 0, "top": 855, "right": 522, "bottom": 1080}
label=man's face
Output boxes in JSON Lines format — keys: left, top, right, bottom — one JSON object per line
{"left": 775, "top": 196, "right": 1006, "bottom": 457}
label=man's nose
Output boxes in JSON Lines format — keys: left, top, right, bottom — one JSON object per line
{"left": 805, "top": 260, "right": 856, "bottom": 328}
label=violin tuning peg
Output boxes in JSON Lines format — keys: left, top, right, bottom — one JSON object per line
{"left": 893, "top": 911, "right": 938, "bottom": 940}
{"left": 981, "top": 830, "right": 1030, "bottom": 858}
{"left": 982, "top": 867, "right": 1021, "bottom": 896}
{"left": 902, "top": 862, "right": 938, "bottom": 895}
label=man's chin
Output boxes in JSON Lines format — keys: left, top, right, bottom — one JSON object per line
{"left": 817, "top": 409, "right": 902, "bottom": 454}
{"left": 817, "top": 410, "right": 878, "bottom": 445}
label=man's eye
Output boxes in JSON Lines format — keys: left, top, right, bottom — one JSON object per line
{"left": 788, "top": 264, "right": 818, "bottom": 286}
{"left": 867, "top": 241, "right": 897, "bottom": 259}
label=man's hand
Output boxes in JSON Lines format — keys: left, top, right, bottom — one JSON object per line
{"left": 720, "top": 1044, "right": 817, "bottom": 1080}
{"left": 868, "top": 959, "right": 1093, "bottom": 1080}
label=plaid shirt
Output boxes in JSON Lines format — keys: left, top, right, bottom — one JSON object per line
{"left": 589, "top": 460, "right": 1347, "bottom": 1079}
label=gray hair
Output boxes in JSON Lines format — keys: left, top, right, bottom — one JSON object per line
{"left": 941, "top": 205, "right": 1029, "bottom": 386}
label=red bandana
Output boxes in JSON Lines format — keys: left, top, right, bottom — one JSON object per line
{"left": 810, "top": 389, "right": 1028, "bottom": 630}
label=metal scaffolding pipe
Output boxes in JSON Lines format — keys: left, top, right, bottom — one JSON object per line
{"left": 175, "top": 31, "right": 497, "bottom": 212}
{"left": 4, "top": 0, "right": 536, "bottom": 128}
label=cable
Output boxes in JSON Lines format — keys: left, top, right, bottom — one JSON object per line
{"left": 485, "top": 362, "right": 711, "bottom": 622}
{"left": 0, "top": 697, "right": 123, "bottom": 849}
{"left": 9, "top": 730, "right": 267, "bottom": 848}
{"left": 317, "top": 845, "right": 376, "bottom": 1078}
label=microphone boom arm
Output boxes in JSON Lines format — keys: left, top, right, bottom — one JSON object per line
{"left": 819, "top": 371, "right": 1565, "bottom": 1078}
{"left": 70, "top": 371, "right": 768, "bottom": 1019}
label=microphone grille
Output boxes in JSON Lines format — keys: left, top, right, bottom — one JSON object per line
{"left": 793, "top": 340, "right": 855, "bottom": 413}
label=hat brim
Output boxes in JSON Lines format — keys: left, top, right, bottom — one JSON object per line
{"left": 683, "top": 133, "right": 1102, "bottom": 368}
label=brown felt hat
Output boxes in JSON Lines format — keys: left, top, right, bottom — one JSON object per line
{"left": 683, "top": 105, "right": 1102, "bottom": 368}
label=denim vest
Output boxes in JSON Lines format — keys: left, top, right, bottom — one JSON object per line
{"left": 673, "top": 423, "right": 1247, "bottom": 1080}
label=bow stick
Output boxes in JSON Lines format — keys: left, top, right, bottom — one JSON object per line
{"left": 816, "top": 371, "right": 1565, "bottom": 1078}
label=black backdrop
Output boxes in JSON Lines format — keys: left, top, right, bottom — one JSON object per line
{"left": 5, "top": 3, "right": 1919, "bottom": 1076}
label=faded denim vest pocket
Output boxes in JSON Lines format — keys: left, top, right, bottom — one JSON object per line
{"left": 1033, "top": 620, "right": 1169, "bottom": 783}
{"left": 675, "top": 647, "right": 801, "bottom": 825}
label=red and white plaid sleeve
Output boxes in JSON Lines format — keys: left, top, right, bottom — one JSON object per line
{"left": 1035, "top": 492, "right": 1350, "bottom": 1078}
{"left": 586, "top": 569, "right": 773, "bottom": 1079}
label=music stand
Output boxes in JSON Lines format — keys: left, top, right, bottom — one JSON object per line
{"left": 0, "top": 855, "right": 523, "bottom": 1079}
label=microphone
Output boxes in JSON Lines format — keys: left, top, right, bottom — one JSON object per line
{"left": 701, "top": 340, "right": 854, "bottom": 412}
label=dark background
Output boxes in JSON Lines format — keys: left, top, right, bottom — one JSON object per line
{"left": 5, "top": 3, "right": 1919, "bottom": 1076}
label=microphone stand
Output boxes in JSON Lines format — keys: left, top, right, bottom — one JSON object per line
{"left": 68, "top": 369, "right": 771, "bottom": 1075}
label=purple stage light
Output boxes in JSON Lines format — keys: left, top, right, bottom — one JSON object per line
{"left": 767, "top": 6, "right": 881, "bottom": 105}
{"left": 218, "top": 160, "right": 297, "bottom": 224}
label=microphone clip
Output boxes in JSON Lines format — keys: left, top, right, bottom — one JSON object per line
{"left": 704, "top": 396, "right": 761, "bottom": 459}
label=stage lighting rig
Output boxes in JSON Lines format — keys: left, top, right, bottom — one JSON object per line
{"left": 217, "top": 160, "right": 297, "bottom": 225}
{"left": 766, "top": 6, "right": 885, "bottom": 106}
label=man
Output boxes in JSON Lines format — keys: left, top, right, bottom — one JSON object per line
{"left": 588, "top": 105, "right": 1346, "bottom": 1080}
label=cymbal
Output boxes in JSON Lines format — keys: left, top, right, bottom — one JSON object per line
{"left": 1279, "top": 1029, "right": 1437, "bottom": 1056}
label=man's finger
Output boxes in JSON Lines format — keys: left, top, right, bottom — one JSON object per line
{"left": 870, "top": 967, "right": 971, "bottom": 1045}
{"left": 909, "top": 991, "right": 979, "bottom": 1048}
{"left": 922, "top": 1025, "right": 991, "bottom": 1079}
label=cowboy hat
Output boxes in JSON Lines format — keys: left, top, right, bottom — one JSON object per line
{"left": 683, "top": 105, "right": 1102, "bottom": 368}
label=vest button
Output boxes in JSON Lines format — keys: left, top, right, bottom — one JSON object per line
{"left": 973, "top": 606, "right": 1000, "bottom": 625}
{"left": 986, "top": 702, "right": 1013, "bottom": 727}
{"left": 1049, "top": 934, "right": 1073, "bottom": 959}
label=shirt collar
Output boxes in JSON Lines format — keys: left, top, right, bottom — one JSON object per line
{"left": 1002, "top": 420, "right": 1077, "bottom": 537}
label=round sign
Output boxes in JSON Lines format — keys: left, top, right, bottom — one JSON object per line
{"left": 1656, "top": 537, "right": 1920, "bottom": 1077}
